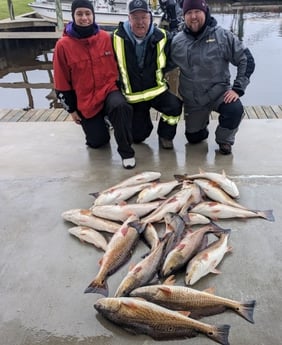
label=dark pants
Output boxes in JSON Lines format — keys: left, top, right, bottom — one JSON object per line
{"left": 80, "top": 91, "right": 134, "bottom": 159}
{"left": 185, "top": 99, "right": 244, "bottom": 144}
{"left": 131, "top": 90, "right": 183, "bottom": 143}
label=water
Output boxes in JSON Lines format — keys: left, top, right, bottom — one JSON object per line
{"left": 0, "top": 7, "right": 282, "bottom": 108}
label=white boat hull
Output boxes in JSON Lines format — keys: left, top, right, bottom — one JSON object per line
{"left": 29, "top": 1, "right": 163, "bottom": 30}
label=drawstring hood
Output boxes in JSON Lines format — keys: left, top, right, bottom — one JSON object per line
{"left": 65, "top": 21, "right": 99, "bottom": 38}
{"left": 123, "top": 18, "right": 154, "bottom": 68}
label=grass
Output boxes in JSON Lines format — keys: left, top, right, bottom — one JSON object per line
{"left": 0, "top": 0, "right": 32, "bottom": 20}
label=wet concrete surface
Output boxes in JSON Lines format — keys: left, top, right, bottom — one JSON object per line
{"left": 0, "top": 119, "right": 282, "bottom": 345}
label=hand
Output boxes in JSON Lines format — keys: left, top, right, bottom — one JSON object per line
{"left": 223, "top": 89, "right": 239, "bottom": 103}
{"left": 70, "top": 111, "right": 81, "bottom": 124}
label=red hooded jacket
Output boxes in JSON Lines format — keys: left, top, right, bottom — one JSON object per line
{"left": 53, "top": 27, "right": 119, "bottom": 118}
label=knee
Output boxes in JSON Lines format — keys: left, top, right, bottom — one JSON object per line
{"left": 218, "top": 101, "right": 244, "bottom": 129}
{"left": 86, "top": 134, "right": 110, "bottom": 148}
{"left": 185, "top": 128, "right": 209, "bottom": 144}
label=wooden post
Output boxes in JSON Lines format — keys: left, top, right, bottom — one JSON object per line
{"left": 55, "top": 0, "right": 64, "bottom": 31}
{"left": 7, "top": 0, "right": 15, "bottom": 20}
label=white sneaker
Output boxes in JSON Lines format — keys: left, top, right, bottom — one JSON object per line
{"left": 122, "top": 157, "right": 136, "bottom": 169}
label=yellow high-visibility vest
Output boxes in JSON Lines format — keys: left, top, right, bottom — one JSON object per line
{"left": 113, "top": 28, "right": 168, "bottom": 103}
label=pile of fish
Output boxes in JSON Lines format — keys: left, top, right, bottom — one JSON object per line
{"left": 61, "top": 169, "right": 275, "bottom": 345}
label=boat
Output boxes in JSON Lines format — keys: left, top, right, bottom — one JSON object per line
{"left": 28, "top": 0, "right": 164, "bottom": 31}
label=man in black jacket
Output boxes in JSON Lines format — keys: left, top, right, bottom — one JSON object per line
{"left": 112, "top": 0, "right": 183, "bottom": 150}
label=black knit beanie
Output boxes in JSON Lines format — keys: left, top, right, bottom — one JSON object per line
{"left": 71, "top": 0, "right": 94, "bottom": 20}
{"left": 182, "top": 0, "right": 208, "bottom": 15}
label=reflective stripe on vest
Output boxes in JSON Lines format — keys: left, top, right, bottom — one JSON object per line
{"left": 113, "top": 29, "right": 168, "bottom": 103}
{"left": 161, "top": 113, "right": 181, "bottom": 125}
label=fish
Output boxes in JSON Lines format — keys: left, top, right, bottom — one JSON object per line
{"left": 94, "top": 297, "right": 230, "bottom": 344}
{"left": 61, "top": 208, "right": 121, "bottom": 233}
{"left": 186, "top": 212, "right": 211, "bottom": 225}
{"left": 162, "top": 212, "right": 186, "bottom": 257}
{"left": 102, "top": 171, "right": 161, "bottom": 192}
{"left": 189, "top": 201, "right": 275, "bottom": 222}
{"left": 175, "top": 168, "right": 240, "bottom": 198}
{"left": 185, "top": 230, "right": 232, "bottom": 285}
{"left": 141, "top": 185, "right": 194, "bottom": 224}
{"left": 90, "top": 201, "right": 162, "bottom": 222}
{"left": 130, "top": 284, "right": 256, "bottom": 323}
{"left": 91, "top": 183, "right": 152, "bottom": 206}
{"left": 68, "top": 226, "right": 108, "bottom": 251}
{"left": 142, "top": 222, "right": 160, "bottom": 251}
{"left": 114, "top": 233, "right": 171, "bottom": 297}
{"left": 84, "top": 215, "right": 144, "bottom": 296}
{"left": 193, "top": 178, "right": 247, "bottom": 209}
{"left": 136, "top": 180, "right": 181, "bottom": 203}
{"left": 161, "top": 223, "right": 226, "bottom": 277}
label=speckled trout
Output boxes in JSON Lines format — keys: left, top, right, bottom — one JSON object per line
{"left": 130, "top": 284, "right": 256, "bottom": 323}
{"left": 94, "top": 297, "right": 230, "bottom": 344}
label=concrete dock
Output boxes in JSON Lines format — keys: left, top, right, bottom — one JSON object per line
{"left": 0, "top": 119, "right": 281, "bottom": 345}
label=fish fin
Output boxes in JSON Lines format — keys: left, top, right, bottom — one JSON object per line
{"left": 222, "top": 169, "right": 226, "bottom": 177}
{"left": 227, "top": 245, "right": 233, "bottom": 253}
{"left": 211, "top": 267, "right": 221, "bottom": 274}
{"left": 158, "top": 286, "right": 173, "bottom": 296}
{"left": 128, "top": 263, "right": 136, "bottom": 271}
{"left": 132, "top": 266, "right": 143, "bottom": 274}
{"left": 118, "top": 200, "right": 128, "bottom": 206}
{"left": 178, "top": 310, "right": 191, "bottom": 317}
{"left": 237, "top": 300, "right": 256, "bottom": 323}
{"left": 198, "top": 167, "right": 204, "bottom": 173}
{"left": 258, "top": 209, "right": 275, "bottom": 222}
{"left": 81, "top": 209, "right": 92, "bottom": 216}
{"left": 89, "top": 192, "right": 100, "bottom": 199}
{"left": 163, "top": 275, "right": 176, "bottom": 285}
{"left": 203, "top": 287, "right": 216, "bottom": 294}
{"left": 174, "top": 174, "right": 186, "bottom": 182}
{"left": 208, "top": 324, "right": 230, "bottom": 345}
{"left": 128, "top": 220, "right": 146, "bottom": 234}
{"left": 84, "top": 279, "right": 108, "bottom": 296}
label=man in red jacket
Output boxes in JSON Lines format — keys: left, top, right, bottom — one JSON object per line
{"left": 53, "top": 0, "right": 136, "bottom": 169}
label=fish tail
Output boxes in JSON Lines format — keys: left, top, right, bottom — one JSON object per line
{"left": 174, "top": 174, "right": 188, "bottom": 182}
{"left": 209, "top": 324, "right": 230, "bottom": 345}
{"left": 210, "top": 222, "right": 231, "bottom": 237}
{"left": 89, "top": 192, "right": 99, "bottom": 199}
{"left": 259, "top": 209, "right": 275, "bottom": 222}
{"left": 236, "top": 300, "right": 256, "bottom": 323}
{"left": 84, "top": 278, "right": 109, "bottom": 296}
{"left": 128, "top": 220, "right": 146, "bottom": 234}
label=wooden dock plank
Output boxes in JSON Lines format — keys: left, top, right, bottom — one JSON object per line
{"left": 244, "top": 106, "right": 259, "bottom": 119}
{"left": 0, "top": 109, "right": 10, "bottom": 120}
{"left": 270, "top": 105, "right": 282, "bottom": 119}
{"left": 253, "top": 105, "right": 268, "bottom": 119}
{"left": 261, "top": 105, "right": 278, "bottom": 119}
{"left": 0, "top": 106, "right": 282, "bottom": 122}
